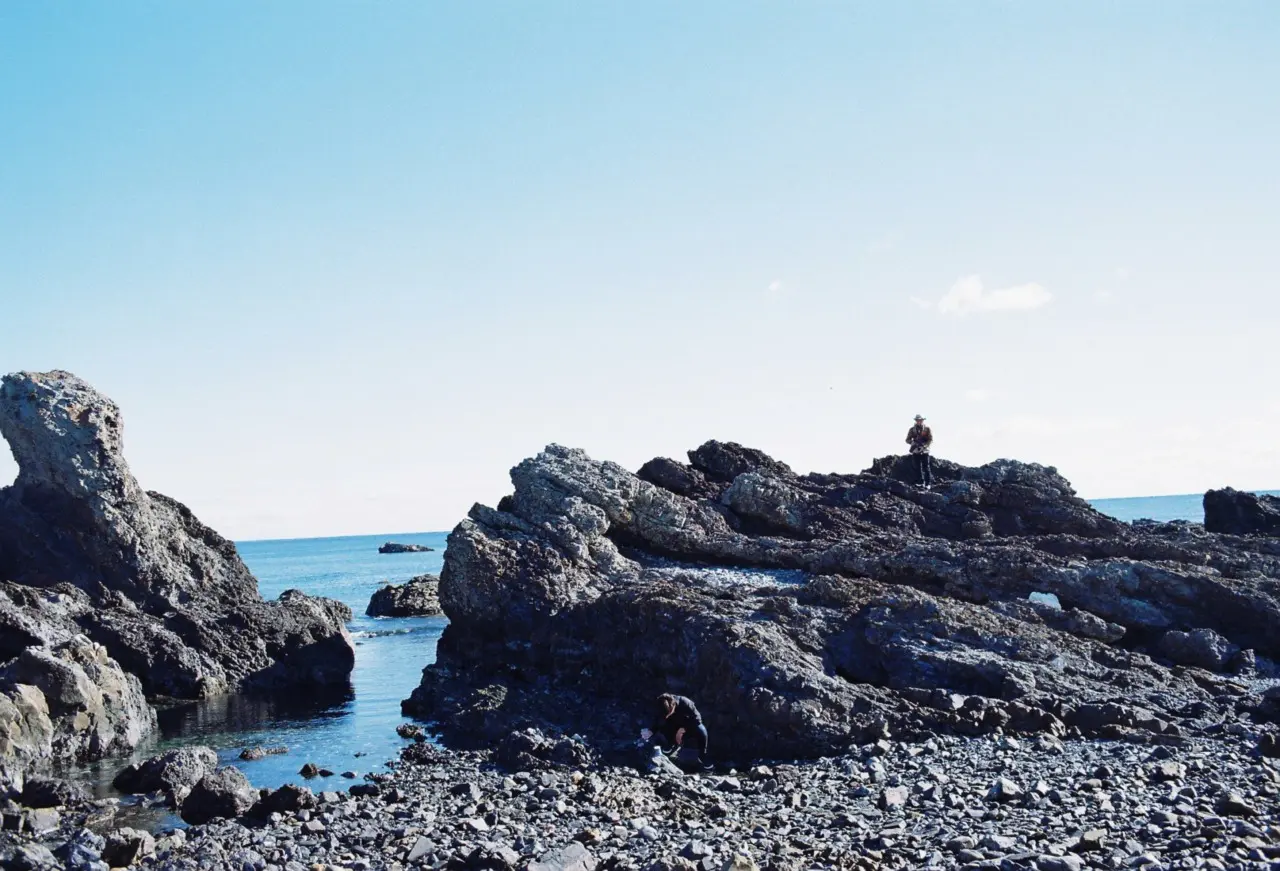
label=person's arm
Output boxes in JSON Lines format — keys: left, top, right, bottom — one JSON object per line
{"left": 923, "top": 427, "right": 933, "bottom": 447}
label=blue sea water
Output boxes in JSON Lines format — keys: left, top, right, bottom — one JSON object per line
{"left": 72, "top": 531, "right": 448, "bottom": 807}
{"left": 70, "top": 489, "right": 1279, "bottom": 821}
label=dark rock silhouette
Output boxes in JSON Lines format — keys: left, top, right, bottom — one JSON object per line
{"left": 378, "top": 542, "right": 434, "bottom": 554}
{"left": 365, "top": 574, "right": 442, "bottom": 617}
{"left": 1204, "top": 486, "right": 1280, "bottom": 536}
{"left": 405, "top": 441, "right": 1280, "bottom": 761}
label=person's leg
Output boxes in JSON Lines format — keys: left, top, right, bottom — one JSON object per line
{"left": 913, "top": 453, "right": 925, "bottom": 485}
{"left": 922, "top": 454, "right": 933, "bottom": 486}
{"left": 694, "top": 724, "right": 709, "bottom": 756}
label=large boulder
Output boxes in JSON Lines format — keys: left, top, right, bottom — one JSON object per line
{"left": 112, "top": 745, "right": 219, "bottom": 805}
{"left": 1204, "top": 487, "right": 1280, "bottom": 536}
{"left": 405, "top": 441, "right": 1280, "bottom": 761}
{"left": 0, "top": 636, "right": 155, "bottom": 795}
{"left": 365, "top": 574, "right": 442, "bottom": 617}
{"left": 0, "top": 371, "right": 354, "bottom": 699}
{"left": 180, "top": 766, "right": 257, "bottom": 824}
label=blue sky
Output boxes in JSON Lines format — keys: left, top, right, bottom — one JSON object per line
{"left": 2, "top": 2, "right": 1277, "bottom": 538}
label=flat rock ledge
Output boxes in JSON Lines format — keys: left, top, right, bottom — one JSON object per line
{"left": 366, "top": 575, "right": 443, "bottom": 618}
{"left": 403, "top": 441, "right": 1280, "bottom": 762}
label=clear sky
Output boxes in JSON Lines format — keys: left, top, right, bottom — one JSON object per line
{"left": 2, "top": 2, "right": 1277, "bottom": 540}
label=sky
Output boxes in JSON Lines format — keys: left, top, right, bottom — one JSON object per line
{"left": 1, "top": 2, "right": 1277, "bottom": 540}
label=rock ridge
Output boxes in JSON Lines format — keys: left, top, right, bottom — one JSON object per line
{"left": 405, "top": 440, "right": 1280, "bottom": 762}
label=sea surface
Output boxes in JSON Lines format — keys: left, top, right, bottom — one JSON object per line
{"left": 68, "top": 490, "right": 1278, "bottom": 824}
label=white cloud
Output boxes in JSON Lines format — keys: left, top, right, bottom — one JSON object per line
{"left": 933, "top": 275, "right": 1053, "bottom": 316}
{"left": 964, "top": 388, "right": 992, "bottom": 402}
{"left": 1093, "top": 289, "right": 1114, "bottom": 302}
{"left": 909, "top": 296, "right": 933, "bottom": 311}
{"left": 1115, "top": 267, "right": 1132, "bottom": 280}
{"left": 767, "top": 279, "right": 784, "bottom": 294}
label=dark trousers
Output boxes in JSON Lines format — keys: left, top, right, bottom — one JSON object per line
{"left": 913, "top": 453, "right": 933, "bottom": 486}
{"left": 663, "top": 724, "right": 709, "bottom": 755}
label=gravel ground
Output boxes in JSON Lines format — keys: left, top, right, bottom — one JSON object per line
{"left": 5, "top": 729, "right": 1279, "bottom": 871}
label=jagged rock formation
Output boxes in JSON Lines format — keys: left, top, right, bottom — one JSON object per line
{"left": 0, "top": 370, "right": 355, "bottom": 788}
{"left": 0, "top": 636, "right": 155, "bottom": 794}
{"left": 366, "top": 574, "right": 442, "bottom": 617}
{"left": 405, "top": 441, "right": 1280, "bottom": 761}
{"left": 1205, "top": 486, "right": 1280, "bottom": 536}
{"left": 379, "top": 542, "right": 434, "bottom": 554}
{"left": 112, "top": 746, "right": 219, "bottom": 806}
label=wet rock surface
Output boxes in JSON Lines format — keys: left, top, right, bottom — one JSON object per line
{"left": 405, "top": 441, "right": 1280, "bottom": 762}
{"left": 0, "top": 370, "right": 355, "bottom": 789}
{"left": 4, "top": 733, "right": 1280, "bottom": 870}
{"left": 0, "top": 636, "right": 155, "bottom": 795}
{"left": 367, "top": 575, "right": 443, "bottom": 618}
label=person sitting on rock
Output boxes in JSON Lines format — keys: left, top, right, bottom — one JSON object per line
{"left": 905, "top": 414, "right": 934, "bottom": 489}
{"left": 641, "top": 693, "right": 708, "bottom": 766}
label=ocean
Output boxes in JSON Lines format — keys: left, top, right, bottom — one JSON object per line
{"left": 69, "top": 491, "right": 1278, "bottom": 823}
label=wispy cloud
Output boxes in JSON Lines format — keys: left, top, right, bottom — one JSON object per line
{"left": 916, "top": 275, "right": 1053, "bottom": 316}
{"left": 964, "top": 388, "right": 992, "bottom": 402}
{"left": 1115, "top": 267, "right": 1132, "bottom": 280}
{"left": 767, "top": 279, "right": 784, "bottom": 294}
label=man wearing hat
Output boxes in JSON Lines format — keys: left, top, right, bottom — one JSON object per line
{"left": 905, "top": 415, "right": 934, "bottom": 489}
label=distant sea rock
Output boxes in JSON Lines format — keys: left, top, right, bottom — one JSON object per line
{"left": 366, "top": 575, "right": 442, "bottom": 617}
{"left": 0, "top": 370, "right": 355, "bottom": 792}
{"left": 378, "top": 542, "right": 434, "bottom": 554}
{"left": 1204, "top": 486, "right": 1280, "bottom": 536}
{"left": 404, "top": 440, "right": 1280, "bottom": 762}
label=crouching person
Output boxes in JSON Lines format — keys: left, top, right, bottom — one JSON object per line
{"left": 640, "top": 692, "right": 708, "bottom": 772}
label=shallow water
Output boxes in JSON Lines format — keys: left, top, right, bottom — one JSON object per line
{"left": 68, "top": 532, "right": 448, "bottom": 817}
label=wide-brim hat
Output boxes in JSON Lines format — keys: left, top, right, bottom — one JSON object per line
{"left": 914, "top": 415, "right": 925, "bottom": 421}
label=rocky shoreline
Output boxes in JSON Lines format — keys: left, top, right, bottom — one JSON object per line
{"left": 404, "top": 442, "right": 1280, "bottom": 765}
{"left": 0, "top": 371, "right": 355, "bottom": 795}
{"left": 2, "top": 728, "right": 1279, "bottom": 870}
{"left": 3, "top": 423, "right": 1279, "bottom": 869}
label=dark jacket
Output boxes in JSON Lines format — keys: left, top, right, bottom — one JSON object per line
{"left": 654, "top": 696, "right": 702, "bottom": 741}
{"left": 906, "top": 424, "right": 933, "bottom": 455}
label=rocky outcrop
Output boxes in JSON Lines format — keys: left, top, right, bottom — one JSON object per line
{"left": 405, "top": 441, "right": 1280, "bottom": 762}
{"left": 0, "top": 370, "right": 354, "bottom": 690}
{"left": 1204, "top": 487, "right": 1280, "bottom": 536}
{"left": 365, "top": 574, "right": 442, "bottom": 617}
{"left": 112, "top": 746, "right": 218, "bottom": 806}
{"left": 0, "top": 636, "right": 155, "bottom": 795}
{"left": 180, "top": 766, "right": 257, "bottom": 824}
{"left": 379, "top": 542, "right": 434, "bottom": 554}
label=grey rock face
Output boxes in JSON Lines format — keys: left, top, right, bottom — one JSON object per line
{"left": 112, "top": 745, "right": 218, "bottom": 805}
{"left": 1204, "top": 486, "right": 1280, "bottom": 535}
{"left": 0, "top": 636, "right": 155, "bottom": 795}
{"left": 365, "top": 574, "right": 442, "bottom": 617}
{"left": 180, "top": 766, "right": 258, "bottom": 824}
{"left": 0, "top": 370, "right": 354, "bottom": 785}
{"left": 406, "top": 441, "right": 1280, "bottom": 761}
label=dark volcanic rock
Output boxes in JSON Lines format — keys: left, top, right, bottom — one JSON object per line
{"left": 365, "top": 574, "right": 442, "bottom": 617}
{"left": 180, "top": 766, "right": 257, "bottom": 824}
{"left": 378, "top": 542, "right": 434, "bottom": 554}
{"left": 1204, "top": 486, "right": 1280, "bottom": 535}
{"left": 112, "top": 746, "right": 218, "bottom": 805}
{"left": 18, "top": 777, "right": 89, "bottom": 809}
{"left": 0, "top": 371, "right": 354, "bottom": 785}
{"left": 404, "top": 441, "right": 1280, "bottom": 761}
